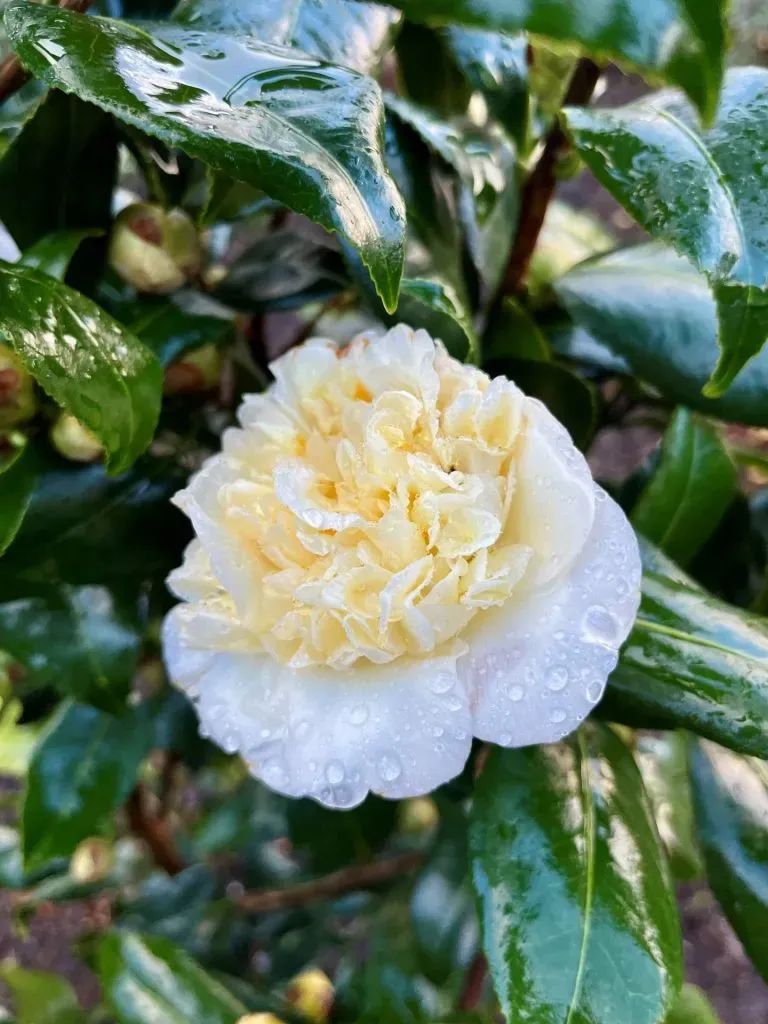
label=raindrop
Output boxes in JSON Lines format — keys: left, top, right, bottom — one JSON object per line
{"left": 378, "top": 753, "right": 402, "bottom": 782}
{"left": 550, "top": 708, "right": 567, "bottom": 724}
{"left": 325, "top": 760, "right": 345, "bottom": 785}
{"left": 430, "top": 671, "right": 454, "bottom": 693}
{"left": 585, "top": 680, "right": 604, "bottom": 704}
{"left": 545, "top": 666, "right": 569, "bottom": 692}
{"left": 349, "top": 704, "right": 369, "bottom": 725}
{"left": 509, "top": 685, "right": 524, "bottom": 702}
{"left": 583, "top": 605, "right": 621, "bottom": 645}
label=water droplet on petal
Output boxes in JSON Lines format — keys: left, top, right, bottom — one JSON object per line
{"left": 349, "top": 704, "right": 369, "bottom": 725}
{"left": 585, "top": 680, "right": 604, "bottom": 704}
{"left": 430, "top": 671, "right": 454, "bottom": 694}
{"left": 545, "top": 666, "right": 569, "bottom": 692}
{"left": 509, "top": 685, "right": 524, "bottom": 702}
{"left": 378, "top": 753, "right": 402, "bottom": 782}
{"left": 550, "top": 708, "right": 567, "bottom": 724}
{"left": 583, "top": 605, "right": 621, "bottom": 645}
{"left": 325, "top": 760, "right": 345, "bottom": 785}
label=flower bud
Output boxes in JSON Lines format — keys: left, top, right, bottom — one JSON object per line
{"left": 164, "top": 344, "right": 222, "bottom": 395}
{"left": 284, "top": 968, "right": 334, "bottom": 1023}
{"left": 398, "top": 796, "right": 439, "bottom": 835}
{"left": 70, "top": 837, "right": 113, "bottom": 884}
{"left": 109, "top": 203, "right": 203, "bottom": 294}
{"left": 50, "top": 413, "right": 104, "bottom": 463}
{"left": 0, "top": 345, "right": 36, "bottom": 429}
{"left": 236, "top": 1016, "right": 285, "bottom": 1024}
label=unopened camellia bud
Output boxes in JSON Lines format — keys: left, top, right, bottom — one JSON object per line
{"left": 236, "top": 1017, "right": 285, "bottom": 1024}
{"left": 285, "top": 968, "right": 334, "bottom": 1023}
{"left": 0, "top": 345, "right": 36, "bottom": 429}
{"left": 109, "top": 202, "right": 203, "bottom": 294}
{"left": 70, "top": 837, "right": 113, "bottom": 884}
{"left": 399, "top": 796, "right": 439, "bottom": 835}
{"left": 51, "top": 413, "right": 104, "bottom": 463}
{"left": 164, "top": 343, "right": 223, "bottom": 395}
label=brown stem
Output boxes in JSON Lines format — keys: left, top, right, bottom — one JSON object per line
{"left": 236, "top": 850, "right": 425, "bottom": 914}
{"left": 458, "top": 952, "right": 488, "bottom": 1012}
{"left": 0, "top": 0, "right": 97, "bottom": 106}
{"left": 494, "top": 58, "right": 601, "bottom": 304}
{"left": 126, "top": 784, "right": 185, "bottom": 877}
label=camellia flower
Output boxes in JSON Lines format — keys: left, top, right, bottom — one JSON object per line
{"left": 163, "top": 326, "right": 641, "bottom": 809}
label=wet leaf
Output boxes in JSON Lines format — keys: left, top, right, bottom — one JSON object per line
{"left": 0, "top": 442, "right": 37, "bottom": 557}
{"left": 564, "top": 68, "right": 768, "bottom": 394}
{"left": 5, "top": 0, "right": 406, "bottom": 310}
{"left": 0, "top": 963, "right": 84, "bottom": 1024}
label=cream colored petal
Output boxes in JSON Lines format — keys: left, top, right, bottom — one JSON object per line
{"left": 163, "top": 609, "right": 472, "bottom": 808}
{"left": 463, "top": 485, "right": 641, "bottom": 748}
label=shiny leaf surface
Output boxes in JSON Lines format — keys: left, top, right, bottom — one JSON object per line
{"left": 20, "top": 229, "right": 98, "bottom": 283}
{"left": 0, "top": 583, "right": 143, "bottom": 710}
{"left": 555, "top": 243, "right": 768, "bottom": 426}
{"left": 564, "top": 69, "right": 768, "bottom": 394}
{"left": 23, "top": 701, "right": 151, "bottom": 869}
{"left": 172, "top": 0, "right": 401, "bottom": 73}
{"left": 631, "top": 408, "right": 737, "bottom": 567}
{"left": 469, "top": 725, "right": 682, "bottom": 1024}
{"left": 131, "top": 301, "right": 233, "bottom": 367}
{"left": 606, "top": 542, "right": 768, "bottom": 758}
{"left": 398, "top": 277, "right": 477, "bottom": 361}
{"left": 690, "top": 740, "right": 768, "bottom": 983}
{"left": 0, "top": 261, "right": 162, "bottom": 474}
{"left": 370, "top": 0, "right": 726, "bottom": 120}
{"left": 6, "top": 1, "right": 406, "bottom": 310}
{"left": 0, "top": 443, "right": 37, "bottom": 557}
{"left": 96, "top": 931, "right": 247, "bottom": 1024}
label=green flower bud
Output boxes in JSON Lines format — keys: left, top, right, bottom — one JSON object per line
{"left": 70, "top": 837, "right": 113, "bottom": 884}
{"left": 164, "top": 343, "right": 223, "bottom": 395}
{"left": 0, "top": 345, "right": 36, "bottom": 429}
{"left": 285, "top": 968, "right": 334, "bottom": 1023}
{"left": 109, "top": 203, "right": 203, "bottom": 294}
{"left": 50, "top": 413, "right": 104, "bottom": 463}
{"left": 398, "top": 796, "right": 439, "bottom": 835}
{"left": 237, "top": 1017, "right": 286, "bottom": 1024}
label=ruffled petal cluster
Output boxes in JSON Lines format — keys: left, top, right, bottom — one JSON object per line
{"left": 163, "top": 326, "right": 641, "bottom": 808}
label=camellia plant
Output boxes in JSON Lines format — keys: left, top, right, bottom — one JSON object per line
{"left": 1, "top": 0, "right": 768, "bottom": 1022}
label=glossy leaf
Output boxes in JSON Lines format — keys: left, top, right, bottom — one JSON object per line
{"left": 690, "top": 740, "right": 768, "bottom": 983}
{"left": 96, "top": 931, "right": 247, "bottom": 1024}
{"left": 0, "top": 964, "right": 84, "bottom": 1024}
{"left": 564, "top": 68, "right": 768, "bottom": 394}
{"left": 634, "top": 732, "right": 704, "bottom": 882}
{"left": 631, "top": 408, "right": 737, "bottom": 567}
{"left": 555, "top": 243, "right": 768, "bottom": 426}
{"left": 469, "top": 725, "right": 682, "bottom": 1024}
{"left": 484, "top": 297, "right": 551, "bottom": 362}
{"left": 131, "top": 301, "right": 233, "bottom": 367}
{"left": 20, "top": 229, "right": 97, "bottom": 282}
{"left": 398, "top": 278, "right": 477, "bottom": 361}
{"left": 531, "top": 200, "right": 614, "bottom": 295}
{"left": 0, "top": 583, "right": 143, "bottom": 710}
{"left": 1, "top": 454, "right": 189, "bottom": 585}
{"left": 6, "top": 1, "right": 406, "bottom": 310}
{"left": 0, "top": 262, "right": 162, "bottom": 474}
{"left": 0, "top": 442, "right": 37, "bottom": 557}
{"left": 288, "top": 795, "right": 397, "bottom": 873}
{"left": 372, "top": 0, "right": 726, "bottom": 121}
{"left": 665, "top": 985, "right": 721, "bottom": 1024}
{"left": 395, "top": 21, "right": 472, "bottom": 118}
{"left": 23, "top": 701, "right": 151, "bottom": 869}
{"left": 442, "top": 27, "right": 528, "bottom": 145}
{"left": 0, "top": 89, "right": 117, "bottom": 252}
{"left": 172, "top": 0, "right": 401, "bottom": 74}
{"left": 606, "top": 542, "right": 768, "bottom": 759}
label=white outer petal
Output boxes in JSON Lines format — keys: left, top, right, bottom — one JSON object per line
{"left": 163, "top": 612, "right": 473, "bottom": 809}
{"left": 462, "top": 485, "right": 641, "bottom": 747}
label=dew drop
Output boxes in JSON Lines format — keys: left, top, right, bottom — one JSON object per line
{"left": 550, "top": 708, "right": 567, "bottom": 724}
{"left": 545, "top": 666, "right": 569, "bottom": 692}
{"left": 220, "top": 730, "right": 239, "bottom": 754}
{"left": 378, "top": 753, "right": 402, "bottom": 782}
{"left": 262, "top": 758, "right": 289, "bottom": 787}
{"left": 349, "top": 704, "right": 369, "bottom": 726}
{"left": 583, "top": 605, "right": 621, "bottom": 645}
{"left": 585, "top": 680, "right": 604, "bottom": 704}
{"left": 430, "top": 671, "right": 454, "bottom": 694}
{"left": 325, "top": 760, "right": 345, "bottom": 785}
{"left": 509, "top": 685, "right": 524, "bottom": 702}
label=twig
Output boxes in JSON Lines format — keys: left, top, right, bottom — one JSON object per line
{"left": 126, "top": 784, "right": 185, "bottom": 877}
{"left": 236, "top": 850, "right": 425, "bottom": 913}
{"left": 0, "top": 0, "right": 97, "bottom": 106}
{"left": 458, "top": 952, "right": 488, "bottom": 1011}
{"left": 493, "top": 58, "right": 601, "bottom": 305}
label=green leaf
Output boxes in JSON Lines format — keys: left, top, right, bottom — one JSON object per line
{"left": 531, "top": 200, "right": 614, "bottom": 294}
{"left": 371, "top": 0, "right": 726, "bottom": 122}
{"left": 395, "top": 21, "right": 473, "bottom": 119}
{"left": 0, "top": 89, "right": 117, "bottom": 252}
{"left": 0, "top": 454, "right": 188, "bottom": 585}
{"left": 555, "top": 243, "right": 768, "bottom": 426}
{"left": 665, "top": 984, "right": 721, "bottom": 1024}
{"left": 690, "top": 740, "right": 768, "bottom": 984}
{"left": 441, "top": 27, "right": 528, "bottom": 146}
{"left": 0, "top": 583, "right": 143, "bottom": 710}
{"left": 5, "top": 2, "right": 406, "bottom": 311}
{"left": 564, "top": 68, "right": 768, "bottom": 394}
{"left": 172, "top": 0, "right": 401, "bottom": 74}
{"left": 0, "top": 443, "right": 37, "bottom": 557}
{"left": 605, "top": 541, "right": 768, "bottom": 758}
{"left": 96, "top": 931, "right": 247, "bottom": 1024}
{"left": 131, "top": 301, "right": 233, "bottom": 367}
{"left": 0, "top": 262, "right": 162, "bottom": 474}
{"left": 23, "top": 701, "right": 151, "bottom": 869}
{"left": 484, "top": 297, "right": 551, "bottom": 362}
{"left": 469, "top": 725, "right": 682, "bottom": 1024}
{"left": 398, "top": 278, "right": 478, "bottom": 361}
{"left": 20, "top": 229, "right": 98, "bottom": 282}
{"left": 0, "top": 963, "right": 84, "bottom": 1024}
{"left": 287, "top": 794, "right": 397, "bottom": 873}
{"left": 634, "top": 732, "right": 704, "bottom": 882}
{"left": 631, "top": 408, "right": 737, "bottom": 566}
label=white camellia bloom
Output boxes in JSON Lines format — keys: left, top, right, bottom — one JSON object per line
{"left": 163, "top": 326, "right": 641, "bottom": 809}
